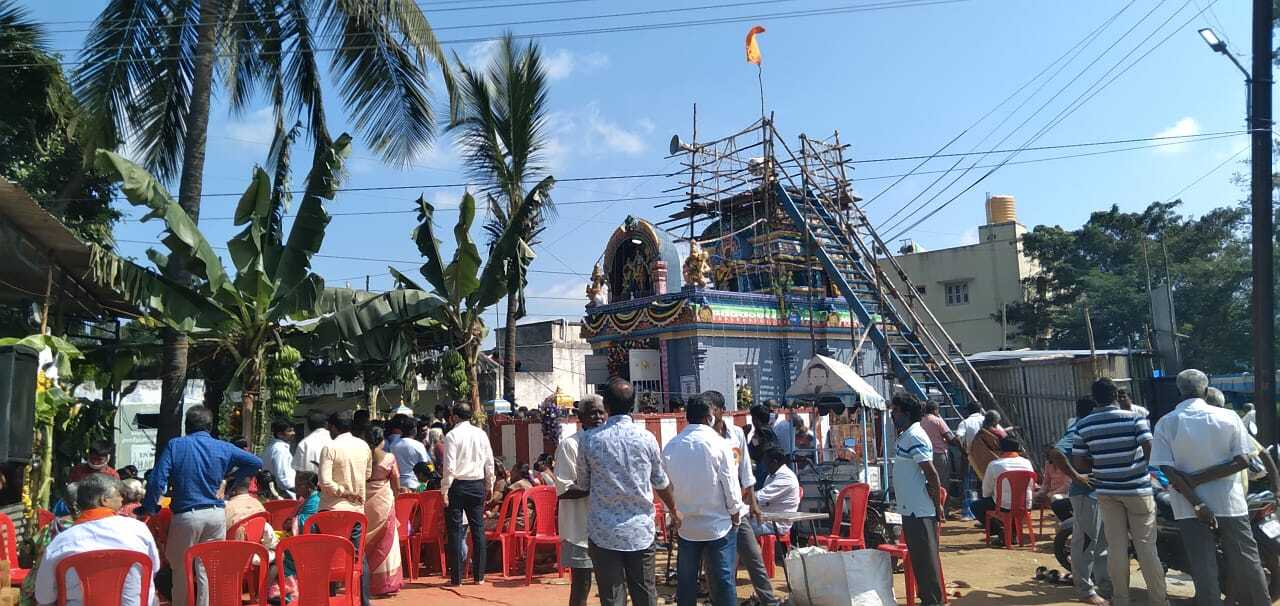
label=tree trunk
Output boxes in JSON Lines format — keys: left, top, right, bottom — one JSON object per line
{"left": 503, "top": 290, "right": 518, "bottom": 405}
{"left": 157, "top": 0, "right": 221, "bottom": 455}
{"left": 465, "top": 343, "right": 480, "bottom": 408}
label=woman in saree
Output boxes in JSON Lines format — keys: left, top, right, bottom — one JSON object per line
{"left": 363, "top": 425, "right": 403, "bottom": 596}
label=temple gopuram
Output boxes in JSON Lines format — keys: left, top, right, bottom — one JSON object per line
{"left": 579, "top": 119, "right": 893, "bottom": 410}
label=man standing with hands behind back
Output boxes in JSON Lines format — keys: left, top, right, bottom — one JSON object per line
{"left": 440, "top": 402, "right": 495, "bottom": 587}
{"left": 554, "top": 395, "right": 607, "bottom": 606}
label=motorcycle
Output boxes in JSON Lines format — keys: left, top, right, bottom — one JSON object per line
{"left": 1053, "top": 488, "right": 1280, "bottom": 600}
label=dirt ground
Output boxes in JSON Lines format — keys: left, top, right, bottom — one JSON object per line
{"left": 378, "top": 512, "right": 1199, "bottom": 605}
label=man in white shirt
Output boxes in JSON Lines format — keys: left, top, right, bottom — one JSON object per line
{"left": 1118, "top": 388, "right": 1149, "bottom": 419}
{"left": 292, "top": 411, "right": 332, "bottom": 474}
{"left": 554, "top": 395, "right": 607, "bottom": 606}
{"left": 35, "top": 474, "right": 161, "bottom": 606}
{"left": 440, "top": 402, "right": 495, "bottom": 586}
{"left": 662, "top": 398, "right": 743, "bottom": 606}
{"left": 890, "top": 394, "right": 945, "bottom": 606}
{"left": 264, "top": 420, "right": 296, "bottom": 498}
{"left": 767, "top": 399, "right": 796, "bottom": 456}
{"left": 1151, "top": 369, "right": 1269, "bottom": 606}
{"left": 753, "top": 447, "right": 800, "bottom": 537}
{"left": 705, "top": 391, "right": 779, "bottom": 606}
{"left": 952, "top": 403, "right": 986, "bottom": 520}
{"left": 385, "top": 414, "right": 431, "bottom": 491}
{"left": 971, "top": 437, "right": 1035, "bottom": 541}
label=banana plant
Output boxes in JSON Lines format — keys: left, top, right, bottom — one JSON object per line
{"left": 305, "top": 184, "right": 549, "bottom": 409}
{"left": 88, "top": 126, "right": 352, "bottom": 444}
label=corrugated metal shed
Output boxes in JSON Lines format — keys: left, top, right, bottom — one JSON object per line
{"left": 961, "top": 349, "right": 1154, "bottom": 467}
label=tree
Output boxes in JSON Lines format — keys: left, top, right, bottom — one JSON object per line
{"left": 88, "top": 128, "right": 353, "bottom": 445}
{"left": 1005, "top": 201, "right": 1252, "bottom": 373}
{"left": 0, "top": 1, "right": 118, "bottom": 246}
{"left": 75, "top": 0, "right": 457, "bottom": 454}
{"left": 307, "top": 189, "right": 548, "bottom": 410}
{"left": 451, "top": 33, "right": 556, "bottom": 406}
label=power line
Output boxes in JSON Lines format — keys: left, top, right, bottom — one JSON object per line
{"left": 46, "top": 130, "right": 1242, "bottom": 207}
{"left": 37, "top": 0, "right": 603, "bottom": 31}
{"left": 1, "top": 0, "right": 970, "bottom": 69}
{"left": 861, "top": 0, "right": 1136, "bottom": 207}
{"left": 112, "top": 239, "right": 591, "bottom": 276}
{"left": 882, "top": 0, "right": 1211, "bottom": 241}
{"left": 1162, "top": 145, "right": 1249, "bottom": 203}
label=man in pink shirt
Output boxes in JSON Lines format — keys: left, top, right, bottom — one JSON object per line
{"left": 920, "top": 402, "right": 961, "bottom": 512}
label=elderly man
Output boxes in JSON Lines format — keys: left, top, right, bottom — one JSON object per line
{"left": 1152, "top": 370, "right": 1269, "bottom": 606}
{"left": 563, "top": 379, "right": 678, "bottom": 606}
{"left": 142, "top": 406, "right": 261, "bottom": 606}
{"left": 554, "top": 395, "right": 607, "bottom": 606}
{"left": 971, "top": 437, "right": 1035, "bottom": 543}
{"left": 37, "top": 474, "right": 160, "bottom": 606}
{"left": 1073, "top": 378, "right": 1165, "bottom": 606}
{"left": 704, "top": 390, "right": 779, "bottom": 606}
{"left": 663, "top": 397, "right": 743, "bottom": 606}
{"left": 293, "top": 411, "right": 332, "bottom": 475}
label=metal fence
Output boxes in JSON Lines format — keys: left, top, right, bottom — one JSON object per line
{"left": 962, "top": 352, "right": 1153, "bottom": 468}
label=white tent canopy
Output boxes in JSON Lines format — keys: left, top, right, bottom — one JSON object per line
{"left": 786, "top": 354, "right": 887, "bottom": 410}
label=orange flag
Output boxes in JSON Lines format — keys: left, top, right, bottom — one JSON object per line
{"left": 746, "top": 25, "right": 766, "bottom": 65}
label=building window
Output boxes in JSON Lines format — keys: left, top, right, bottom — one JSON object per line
{"left": 915, "top": 285, "right": 927, "bottom": 295}
{"left": 945, "top": 282, "right": 970, "bottom": 306}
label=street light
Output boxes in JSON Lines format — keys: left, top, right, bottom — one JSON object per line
{"left": 1199, "top": 27, "right": 1226, "bottom": 52}
{"left": 1197, "top": 27, "right": 1252, "bottom": 126}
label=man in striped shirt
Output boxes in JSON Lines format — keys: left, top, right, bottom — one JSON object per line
{"left": 1072, "top": 378, "right": 1166, "bottom": 606}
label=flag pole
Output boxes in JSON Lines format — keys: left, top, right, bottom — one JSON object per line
{"left": 757, "top": 62, "right": 766, "bottom": 125}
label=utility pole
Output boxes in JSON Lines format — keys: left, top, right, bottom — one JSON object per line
{"left": 1252, "top": 0, "right": 1275, "bottom": 446}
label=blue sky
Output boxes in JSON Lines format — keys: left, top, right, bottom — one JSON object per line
{"left": 22, "top": 0, "right": 1259, "bottom": 339}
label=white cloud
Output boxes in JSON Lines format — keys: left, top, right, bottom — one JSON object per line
{"left": 225, "top": 107, "right": 276, "bottom": 150}
{"left": 586, "top": 105, "right": 648, "bottom": 156}
{"left": 543, "top": 49, "right": 610, "bottom": 81}
{"left": 465, "top": 40, "right": 501, "bottom": 68}
{"left": 1153, "top": 117, "right": 1200, "bottom": 153}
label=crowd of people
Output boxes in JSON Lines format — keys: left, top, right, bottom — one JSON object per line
{"left": 22, "top": 365, "right": 1278, "bottom": 606}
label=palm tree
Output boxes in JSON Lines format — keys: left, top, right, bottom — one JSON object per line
{"left": 451, "top": 33, "right": 555, "bottom": 407}
{"left": 74, "top": 0, "right": 456, "bottom": 453}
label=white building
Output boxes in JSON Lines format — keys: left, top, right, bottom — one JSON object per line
{"left": 489, "top": 319, "right": 594, "bottom": 408}
{"left": 878, "top": 195, "right": 1040, "bottom": 354}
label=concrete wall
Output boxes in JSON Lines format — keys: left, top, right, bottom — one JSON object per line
{"left": 879, "top": 221, "right": 1038, "bottom": 354}
{"left": 490, "top": 319, "right": 593, "bottom": 407}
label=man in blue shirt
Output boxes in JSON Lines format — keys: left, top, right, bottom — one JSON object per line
{"left": 142, "top": 406, "right": 262, "bottom": 606}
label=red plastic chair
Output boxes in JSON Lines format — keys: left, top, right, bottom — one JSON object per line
{"left": 815, "top": 483, "right": 870, "bottom": 551}
{"left": 877, "top": 488, "right": 948, "bottom": 606}
{"left": 145, "top": 508, "right": 173, "bottom": 565}
{"left": 263, "top": 500, "right": 300, "bottom": 532}
{"left": 523, "top": 486, "right": 565, "bottom": 584}
{"left": 304, "top": 510, "right": 367, "bottom": 602}
{"left": 413, "top": 491, "right": 448, "bottom": 577}
{"left": 54, "top": 549, "right": 153, "bottom": 606}
{"left": 394, "top": 494, "right": 422, "bottom": 580}
{"left": 757, "top": 487, "right": 803, "bottom": 578}
{"left": 653, "top": 496, "right": 670, "bottom": 544}
{"left": 36, "top": 508, "right": 56, "bottom": 530}
{"left": 0, "top": 513, "right": 29, "bottom": 585}
{"left": 185, "top": 540, "right": 268, "bottom": 606}
{"left": 276, "top": 534, "right": 356, "bottom": 606}
{"left": 228, "top": 511, "right": 270, "bottom": 543}
{"left": 486, "top": 489, "right": 527, "bottom": 577}
{"left": 983, "top": 470, "right": 1038, "bottom": 549}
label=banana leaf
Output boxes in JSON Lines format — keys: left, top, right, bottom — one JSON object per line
{"left": 410, "top": 196, "right": 448, "bottom": 294}
{"left": 88, "top": 245, "right": 232, "bottom": 332}
{"left": 440, "top": 192, "right": 481, "bottom": 306}
{"left": 270, "top": 133, "right": 353, "bottom": 321}
{"left": 93, "top": 150, "right": 238, "bottom": 305}
{"left": 227, "top": 168, "right": 276, "bottom": 311}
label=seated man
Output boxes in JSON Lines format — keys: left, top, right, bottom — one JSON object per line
{"left": 972, "top": 437, "right": 1034, "bottom": 541}
{"left": 753, "top": 447, "right": 801, "bottom": 538}
{"left": 35, "top": 473, "right": 161, "bottom": 606}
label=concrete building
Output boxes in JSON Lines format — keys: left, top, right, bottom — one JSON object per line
{"left": 879, "top": 195, "right": 1040, "bottom": 354}
{"left": 489, "top": 319, "right": 594, "bottom": 408}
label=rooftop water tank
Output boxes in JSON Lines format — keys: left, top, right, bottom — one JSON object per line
{"left": 985, "top": 194, "right": 1017, "bottom": 225}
